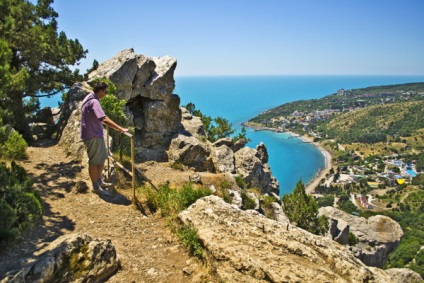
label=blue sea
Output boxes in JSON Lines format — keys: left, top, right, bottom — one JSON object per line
{"left": 40, "top": 75, "right": 424, "bottom": 195}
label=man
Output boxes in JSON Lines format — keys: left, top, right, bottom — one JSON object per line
{"left": 80, "top": 82, "right": 129, "bottom": 196}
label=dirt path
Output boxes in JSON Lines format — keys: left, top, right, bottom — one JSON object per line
{"left": 0, "top": 140, "right": 210, "bottom": 282}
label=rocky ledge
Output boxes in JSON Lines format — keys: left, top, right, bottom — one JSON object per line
{"left": 179, "top": 196, "right": 399, "bottom": 283}
{"left": 319, "top": 206, "right": 403, "bottom": 267}
{"left": 1, "top": 234, "right": 119, "bottom": 283}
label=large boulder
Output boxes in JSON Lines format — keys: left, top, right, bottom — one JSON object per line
{"left": 385, "top": 268, "right": 423, "bottom": 283}
{"left": 319, "top": 206, "right": 403, "bottom": 267}
{"left": 178, "top": 196, "right": 394, "bottom": 283}
{"left": 88, "top": 48, "right": 181, "bottom": 161}
{"left": 234, "top": 146, "right": 279, "bottom": 195}
{"left": 1, "top": 234, "right": 119, "bottom": 283}
{"left": 210, "top": 144, "right": 235, "bottom": 173}
{"left": 168, "top": 134, "right": 211, "bottom": 172}
{"left": 180, "top": 107, "right": 206, "bottom": 138}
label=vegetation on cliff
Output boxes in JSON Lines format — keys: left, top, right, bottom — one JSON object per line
{"left": 184, "top": 102, "right": 249, "bottom": 143}
{"left": 282, "top": 180, "right": 328, "bottom": 235}
{"left": 0, "top": 162, "right": 42, "bottom": 245}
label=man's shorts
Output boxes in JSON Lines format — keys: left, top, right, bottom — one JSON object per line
{"left": 84, "top": 137, "right": 108, "bottom": 165}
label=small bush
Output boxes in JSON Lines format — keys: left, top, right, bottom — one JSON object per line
{"left": 170, "top": 161, "right": 185, "bottom": 171}
{"left": 241, "top": 190, "right": 256, "bottom": 210}
{"left": 146, "top": 182, "right": 211, "bottom": 219}
{"left": 348, "top": 232, "right": 359, "bottom": 246}
{"left": 0, "top": 162, "right": 42, "bottom": 245}
{"left": 177, "top": 225, "right": 203, "bottom": 259}
{"left": 0, "top": 129, "right": 27, "bottom": 160}
{"left": 235, "top": 175, "right": 246, "bottom": 189}
{"left": 260, "top": 195, "right": 277, "bottom": 219}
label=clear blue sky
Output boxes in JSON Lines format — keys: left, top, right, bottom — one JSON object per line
{"left": 52, "top": 0, "right": 424, "bottom": 76}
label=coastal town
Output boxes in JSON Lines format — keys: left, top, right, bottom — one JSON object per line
{"left": 246, "top": 83, "right": 424, "bottom": 215}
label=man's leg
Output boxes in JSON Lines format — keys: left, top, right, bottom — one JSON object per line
{"left": 89, "top": 164, "right": 99, "bottom": 184}
{"left": 97, "top": 163, "right": 113, "bottom": 188}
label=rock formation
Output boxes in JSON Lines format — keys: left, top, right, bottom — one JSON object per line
{"left": 178, "top": 196, "right": 395, "bottom": 283}
{"left": 88, "top": 48, "right": 181, "bottom": 161}
{"left": 1, "top": 234, "right": 119, "bottom": 283}
{"left": 57, "top": 49, "right": 280, "bottom": 195}
{"left": 234, "top": 145, "right": 279, "bottom": 195}
{"left": 385, "top": 268, "right": 423, "bottom": 283}
{"left": 319, "top": 206, "right": 403, "bottom": 267}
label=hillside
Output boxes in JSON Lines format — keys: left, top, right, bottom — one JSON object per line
{"left": 322, "top": 100, "right": 424, "bottom": 144}
{"left": 248, "top": 82, "right": 424, "bottom": 143}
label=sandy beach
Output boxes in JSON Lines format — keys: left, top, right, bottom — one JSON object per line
{"left": 295, "top": 134, "right": 332, "bottom": 194}
{"left": 245, "top": 124, "right": 333, "bottom": 194}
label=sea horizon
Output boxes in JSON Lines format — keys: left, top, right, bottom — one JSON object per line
{"left": 40, "top": 75, "right": 424, "bottom": 196}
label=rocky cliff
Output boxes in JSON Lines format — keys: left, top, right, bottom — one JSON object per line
{"left": 88, "top": 48, "right": 181, "bottom": 161}
{"left": 179, "top": 196, "right": 398, "bottom": 283}
{"left": 319, "top": 206, "right": 403, "bottom": 267}
{"left": 57, "top": 49, "right": 279, "bottom": 195}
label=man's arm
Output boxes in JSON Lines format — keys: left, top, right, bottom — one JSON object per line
{"left": 101, "top": 116, "right": 129, "bottom": 133}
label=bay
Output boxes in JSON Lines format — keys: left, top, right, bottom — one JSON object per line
{"left": 40, "top": 75, "right": 424, "bottom": 195}
{"left": 174, "top": 75, "right": 424, "bottom": 195}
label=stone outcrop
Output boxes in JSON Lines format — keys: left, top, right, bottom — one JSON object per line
{"left": 57, "top": 49, "right": 280, "bottom": 195}
{"left": 1, "top": 234, "right": 119, "bottom": 283}
{"left": 180, "top": 107, "right": 206, "bottom": 138}
{"left": 319, "top": 206, "right": 403, "bottom": 267}
{"left": 234, "top": 146, "right": 279, "bottom": 195}
{"left": 168, "top": 134, "right": 211, "bottom": 172}
{"left": 328, "top": 217, "right": 350, "bottom": 245}
{"left": 88, "top": 48, "right": 181, "bottom": 161}
{"left": 385, "top": 268, "right": 423, "bottom": 283}
{"left": 178, "top": 196, "right": 394, "bottom": 283}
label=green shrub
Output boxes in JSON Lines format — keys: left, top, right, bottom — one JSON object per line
{"left": 282, "top": 180, "right": 328, "bottom": 235}
{"left": 0, "top": 129, "right": 27, "bottom": 160}
{"left": 0, "top": 162, "right": 42, "bottom": 245}
{"left": 145, "top": 183, "right": 210, "bottom": 260}
{"left": 146, "top": 182, "right": 211, "bottom": 219}
{"left": 260, "top": 195, "right": 277, "bottom": 219}
{"left": 176, "top": 225, "right": 203, "bottom": 259}
{"left": 348, "top": 232, "right": 359, "bottom": 246}
{"left": 241, "top": 190, "right": 256, "bottom": 210}
{"left": 235, "top": 175, "right": 246, "bottom": 189}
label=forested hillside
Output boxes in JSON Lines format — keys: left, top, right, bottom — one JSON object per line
{"left": 322, "top": 100, "right": 424, "bottom": 143}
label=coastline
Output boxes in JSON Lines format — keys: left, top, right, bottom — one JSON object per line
{"left": 244, "top": 123, "right": 332, "bottom": 194}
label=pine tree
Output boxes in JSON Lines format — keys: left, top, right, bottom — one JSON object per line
{"left": 0, "top": 0, "right": 87, "bottom": 140}
{"left": 282, "top": 180, "right": 328, "bottom": 235}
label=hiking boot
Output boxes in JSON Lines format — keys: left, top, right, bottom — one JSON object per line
{"left": 98, "top": 178, "right": 113, "bottom": 188}
{"left": 99, "top": 181, "right": 113, "bottom": 188}
{"left": 93, "top": 187, "right": 111, "bottom": 196}
{"left": 92, "top": 182, "right": 111, "bottom": 196}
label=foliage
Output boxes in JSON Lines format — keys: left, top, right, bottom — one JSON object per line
{"left": 0, "top": 161, "right": 42, "bottom": 245}
{"left": 316, "top": 195, "right": 334, "bottom": 208}
{"left": 348, "top": 232, "right": 359, "bottom": 246}
{"left": 0, "top": 0, "right": 87, "bottom": 140}
{"left": 248, "top": 82, "right": 424, "bottom": 144}
{"left": 0, "top": 127, "right": 27, "bottom": 160}
{"left": 184, "top": 103, "right": 250, "bottom": 143}
{"left": 176, "top": 225, "right": 203, "bottom": 259}
{"left": 235, "top": 175, "right": 247, "bottom": 189}
{"left": 146, "top": 182, "right": 211, "bottom": 219}
{"left": 282, "top": 180, "right": 328, "bottom": 235}
{"left": 145, "top": 182, "right": 210, "bottom": 260}
{"left": 337, "top": 197, "right": 358, "bottom": 214}
{"left": 241, "top": 190, "right": 256, "bottom": 210}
